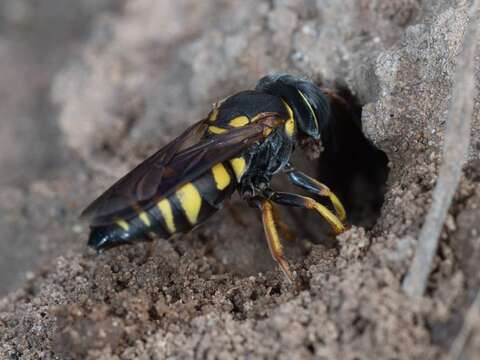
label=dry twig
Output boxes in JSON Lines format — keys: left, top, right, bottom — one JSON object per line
{"left": 402, "top": 0, "right": 479, "bottom": 297}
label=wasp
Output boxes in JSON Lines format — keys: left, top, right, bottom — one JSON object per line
{"left": 82, "top": 74, "right": 347, "bottom": 283}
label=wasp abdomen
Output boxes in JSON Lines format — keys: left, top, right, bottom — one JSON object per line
{"left": 88, "top": 159, "right": 245, "bottom": 250}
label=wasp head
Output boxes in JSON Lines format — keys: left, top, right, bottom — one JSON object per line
{"left": 255, "top": 74, "right": 332, "bottom": 144}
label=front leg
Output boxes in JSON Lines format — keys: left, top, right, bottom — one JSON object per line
{"left": 284, "top": 164, "right": 346, "bottom": 222}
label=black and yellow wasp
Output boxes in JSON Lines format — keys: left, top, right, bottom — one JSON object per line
{"left": 82, "top": 74, "right": 347, "bottom": 283}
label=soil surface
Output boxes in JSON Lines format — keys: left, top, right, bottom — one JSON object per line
{"left": 1, "top": 1, "right": 480, "bottom": 359}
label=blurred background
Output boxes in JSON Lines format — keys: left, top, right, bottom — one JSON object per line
{"left": 0, "top": 0, "right": 121, "bottom": 186}
{"left": 0, "top": 0, "right": 120, "bottom": 294}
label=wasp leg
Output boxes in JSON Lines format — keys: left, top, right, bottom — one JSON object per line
{"left": 270, "top": 192, "right": 346, "bottom": 235}
{"left": 284, "top": 165, "right": 346, "bottom": 222}
{"left": 258, "top": 199, "right": 295, "bottom": 283}
{"left": 271, "top": 203, "right": 296, "bottom": 241}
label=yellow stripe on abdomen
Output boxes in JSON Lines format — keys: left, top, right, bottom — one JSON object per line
{"left": 229, "top": 157, "right": 247, "bottom": 181}
{"left": 211, "top": 163, "right": 231, "bottom": 190}
{"left": 175, "top": 182, "right": 202, "bottom": 225}
{"left": 116, "top": 219, "right": 130, "bottom": 231}
{"left": 157, "top": 198, "right": 176, "bottom": 233}
{"left": 138, "top": 211, "right": 151, "bottom": 227}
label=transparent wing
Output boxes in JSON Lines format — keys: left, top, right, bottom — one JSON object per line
{"left": 82, "top": 120, "right": 273, "bottom": 226}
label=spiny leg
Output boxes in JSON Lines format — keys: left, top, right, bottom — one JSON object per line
{"left": 270, "top": 191, "right": 346, "bottom": 235}
{"left": 284, "top": 165, "right": 346, "bottom": 222}
{"left": 271, "top": 202, "right": 296, "bottom": 241}
{"left": 258, "top": 199, "right": 295, "bottom": 283}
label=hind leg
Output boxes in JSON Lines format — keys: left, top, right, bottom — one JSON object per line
{"left": 257, "top": 199, "right": 295, "bottom": 283}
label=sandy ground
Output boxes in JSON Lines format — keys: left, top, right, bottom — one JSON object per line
{"left": 1, "top": 0, "right": 480, "bottom": 359}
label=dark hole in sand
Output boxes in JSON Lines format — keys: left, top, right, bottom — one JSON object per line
{"left": 316, "top": 86, "right": 390, "bottom": 230}
{"left": 286, "top": 86, "right": 390, "bottom": 246}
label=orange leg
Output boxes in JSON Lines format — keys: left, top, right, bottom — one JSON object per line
{"left": 271, "top": 203, "right": 296, "bottom": 241}
{"left": 260, "top": 200, "right": 294, "bottom": 284}
{"left": 270, "top": 192, "right": 346, "bottom": 235}
{"left": 285, "top": 166, "right": 347, "bottom": 223}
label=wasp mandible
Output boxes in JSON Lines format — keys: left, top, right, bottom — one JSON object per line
{"left": 82, "top": 74, "right": 347, "bottom": 283}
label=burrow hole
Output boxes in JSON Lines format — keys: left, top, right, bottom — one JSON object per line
{"left": 289, "top": 86, "right": 390, "bottom": 244}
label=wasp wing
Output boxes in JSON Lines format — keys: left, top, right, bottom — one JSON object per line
{"left": 82, "top": 120, "right": 272, "bottom": 226}
{"left": 81, "top": 118, "right": 209, "bottom": 220}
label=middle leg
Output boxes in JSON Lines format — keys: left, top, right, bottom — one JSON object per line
{"left": 271, "top": 202, "right": 296, "bottom": 241}
{"left": 269, "top": 191, "right": 346, "bottom": 235}
{"left": 284, "top": 164, "right": 346, "bottom": 222}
